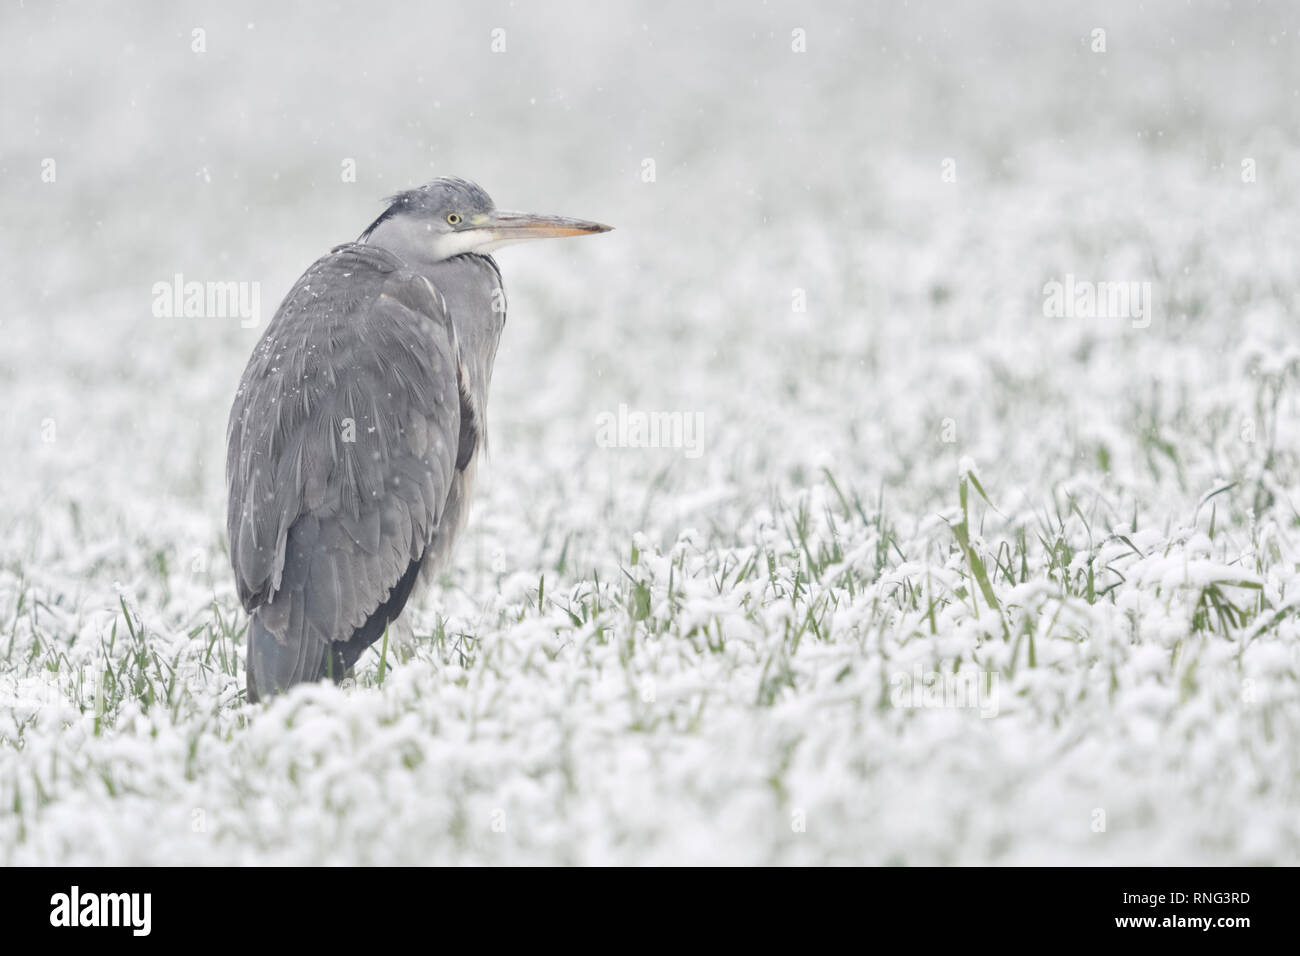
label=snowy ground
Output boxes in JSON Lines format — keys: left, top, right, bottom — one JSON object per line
{"left": 2, "top": 1, "right": 1300, "bottom": 864}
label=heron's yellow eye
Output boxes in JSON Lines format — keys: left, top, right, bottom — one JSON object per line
{"left": 446, "top": 213, "right": 462, "bottom": 226}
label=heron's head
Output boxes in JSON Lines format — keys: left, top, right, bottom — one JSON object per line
{"left": 360, "top": 177, "right": 611, "bottom": 264}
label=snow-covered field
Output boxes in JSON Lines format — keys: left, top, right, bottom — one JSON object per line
{"left": 3, "top": 1, "right": 1299, "bottom": 864}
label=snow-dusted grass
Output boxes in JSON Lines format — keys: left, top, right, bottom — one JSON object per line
{"left": 2, "top": 2, "right": 1299, "bottom": 864}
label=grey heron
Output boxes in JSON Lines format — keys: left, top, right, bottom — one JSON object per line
{"left": 226, "top": 177, "right": 611, "bottom": 701}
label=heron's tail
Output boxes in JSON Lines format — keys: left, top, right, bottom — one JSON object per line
{"left": 245, "top": 554, "right": 426, "bottom": 702}
{"left": 246, "top": 612, "right": 335, "bottom": 703}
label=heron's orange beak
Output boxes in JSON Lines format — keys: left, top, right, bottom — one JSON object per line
{"left": 478, "top": 211, "right": 613, "bottom": 243}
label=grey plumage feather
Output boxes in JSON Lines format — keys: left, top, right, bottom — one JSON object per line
{"left": 227, "top": 241, "right": 504, "bottom": 701}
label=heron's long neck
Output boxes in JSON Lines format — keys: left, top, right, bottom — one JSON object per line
{"left": 362, "top": 217, "right": 507, "bottom": 431}
{"left": 362, "top": 215, "right": 443, "bottom": 270}
{"left": 418, "top": 254, "right": 507, "bottom": 450}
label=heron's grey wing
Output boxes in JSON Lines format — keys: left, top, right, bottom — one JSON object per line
{"left": 226, "top": 243, "right": 462, "bottom": 694}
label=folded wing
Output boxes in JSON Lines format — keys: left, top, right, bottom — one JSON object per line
{"left": 226, "top": 243, "right": 464, "bottom": 698}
